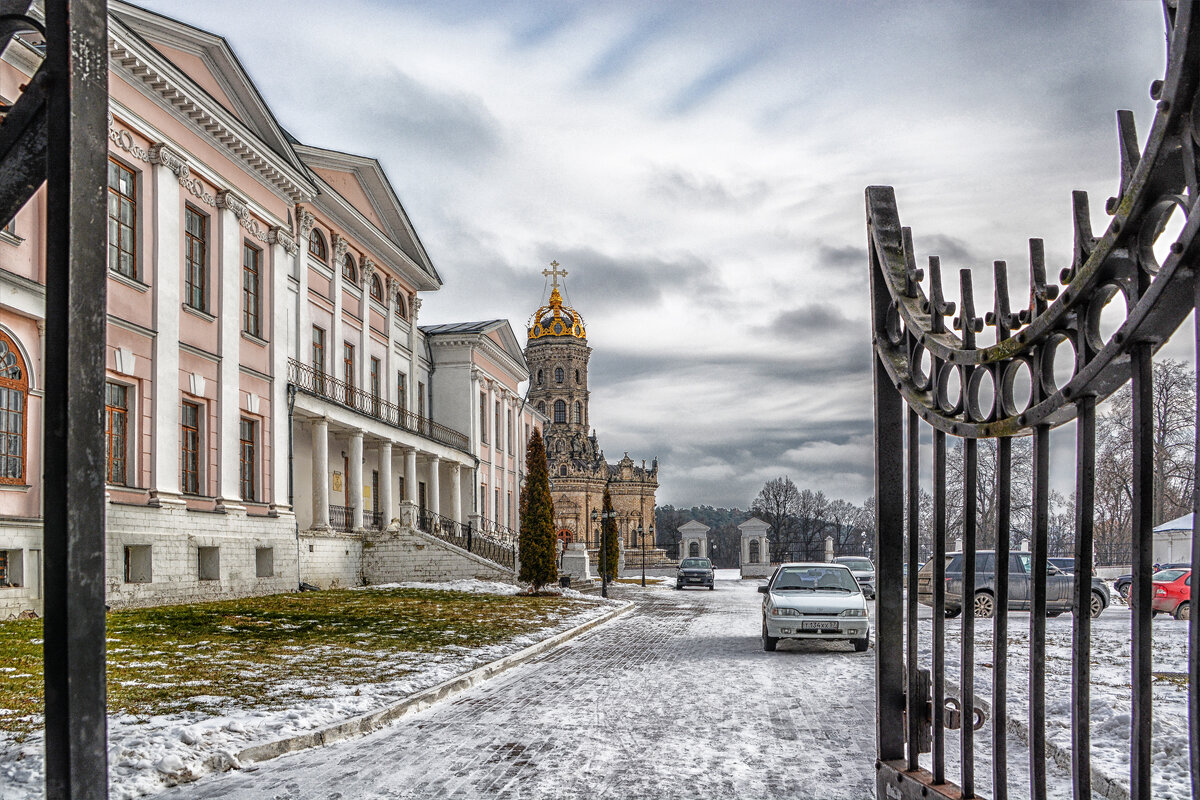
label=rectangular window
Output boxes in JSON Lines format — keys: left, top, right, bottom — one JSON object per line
{"left": 239, "top": 417, "right": 256, "bottom": 501}
{"left": 124, "top": 545, "right": 152, "bottom": 583}
{"left": 507, "top": 409, "right": 513, "bottom": 452}
{"left": 242, "top": 243, "right": 262, "bottom": 337}
{"left": 107, "top": 158, "right": 137, "bottom": 278}
{"left": 372, "top": 470, "right": 379, "bottom": 514}
{"left": 418, "top": 382, "right": 425, "bottom": 417}
{"left": 198, "top": 546, "right": 220, "bottom": 581}
{"left": 495, "top": 489, "right": 501, "bottom": 525}
{"left": 370, "top": 357, "right": 381, "bottom": 402}
{"left": 397, "top": 371, "right": 407, "bottom": 412}
{"left": 312, "top": 326, "right": 326, "bottom": 373}
{"left": 480, "top": 392, "right": 488, "bottom": 444}
{"left": 181, "top": 401, "right": 200, "bottom": 495}
{"left": 184, "top": 206, "right": 208, "bottom": 310}
{"left": 481, "top": 483, "right": 487, "bottom": 518}
{"left": 343, "top": 343, "right": 355, "bottom": 390}
{"left": 495, "top": 401, "right": 502, "bottom": 452}
{"left": 256, "top": 547, "right": 274, "bottom": 578}
{"left": 105, "top": 382, "right": 129, "bottom": 486}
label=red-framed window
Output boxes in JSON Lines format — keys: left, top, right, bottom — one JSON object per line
{"left": 107, "top": 158, "right": 137, "bottom": 278}
{"left": 343, "top": 343, "right": 355, "bottom": 391}
{"left": 0, "top": 330, "right": 28, "bottom": 485}
{"left": 181, "top": 401, "right": 201, "bottom": 495}
{"left": 105, "top": 382, "right": 129, "bottom": 486}
{"left": 242, "top": 243, "right": 262, "bottom": 337}
{"left": 239, "top": 418, "right": 256, "bottom": 502}
{"left": 308, "top": 229, "right": 328, "bottom": 262}
{"left": 184, "top": 205, "right": 207, "bottom": 310}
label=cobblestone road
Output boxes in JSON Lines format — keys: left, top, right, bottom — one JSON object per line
{"left": 164, "top": 576, "right": 878, "bottom": 799}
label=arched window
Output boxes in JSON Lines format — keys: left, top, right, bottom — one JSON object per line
{"left": 536, "top": 370, "right": 543, "bottom": 385}
{"left": 749, "top": 539, "right": 760, "bottom": 564}
{"left": 342, "top": 253, "right": 357, "bottom": 283}
{"left": 370, "top": 273, "right": 383, "bottom": 302}
{"left": 689, "top": 542, "right": 700, "bottom": 558}
{"left": 0, "top": 330, "right": 28, "bottom": 485}
{"left": 573, "top": 401, "right": 582, "bottom": 424}
{"left": 395, "top": 292, "right": 408, "bottom": 321}
{"left": 559, "top": 465, "right": 567, "bottom": 477}
{"left": 554, "top": 367, "right": 564, "bottom": 383}
{"left": 553, "top": 399, "right": 566, "bottom": 424}
{"left": 308, "top": 229, "right": 328, "bottom": 262}
{"left": 537, "top": 401, "right": 545, "bottom": 414}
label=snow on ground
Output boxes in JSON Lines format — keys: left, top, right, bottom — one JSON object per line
{"left": 915, "top": 602, "right": 1191, "bottom": 799}
{"left": 0, "top": 583, "right": 618, "bottom": 800}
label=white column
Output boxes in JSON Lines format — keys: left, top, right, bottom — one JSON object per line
{"left": 428, "top": 454, "right": 441, "bottom": 518}
{"left": 296, "top": 207, "right": 315, "bottom": 362}
{"left": 311, "top": 418, "right": 330, "bottom": 529}
{"left": 215, "top": 190, "right": 247, "bottom": 512}
{"left": 359, "top": 261, "right": 373, "bottom": 394}
{"left": 331, "top": 235, "right": 346, "bottom": 383}
{"left": 269, "top": 228, "right": 295, "bottom": 512}
{"left": 486, "top": 380, "right": 496, "bottom": 522}
{"left": 379, "top": 441, "right": 393, "bottom": 524}
{"left": 450, "top": 463, "right": 462, "bottom": 524}
{"left": 385, "top": 277, "right": 397, "bottom": 405}
{"left": 349, "top": 431, "right": 364, "bottom": 530}
{"left": 408, "top": 297, "right": 421, "bottom": 413}
{"left": 148, "top": 143, "right": 183, "bottom": 502}
{"left": 404, "top": 447, "right": 418, "bottom": 504}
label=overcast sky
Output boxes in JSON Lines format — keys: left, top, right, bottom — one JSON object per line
{"left": 144, "top": 0, "right": 1181, "bottom": 508}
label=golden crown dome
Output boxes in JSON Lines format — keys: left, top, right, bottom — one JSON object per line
{"left": 528, "top": 262, "right": 586, "bottom": 340}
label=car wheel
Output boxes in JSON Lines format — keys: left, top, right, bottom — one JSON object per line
{"left": 709, "top": 584, "right": 715, "bottom": 591}
{"left": 762, "top": 623, "right": 778, "bottom": 652}
{"left": 973, "top": 592, "right": 995, "bottom": 618}
{"left": 1175, "top": 602, "right": 1190, "bottom": 621}
{"left": 1118, "top": 584, "right": 1131, "bottom": 603}
{"left": 853, "top": 636, "right": 869, "bottom": 653}
{"left": 944, "top": 606, "right": 962, "bottom": 619}
{"left": 1090, "top": 591, "right": 1106, "bottom": 619}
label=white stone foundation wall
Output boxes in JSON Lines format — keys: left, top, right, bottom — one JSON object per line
{"left": 362, "top": 527, "right": 515, "bottom": 584}
{"left": 0, "top": 520, "right": 44, "bottom": 618}
{"left": 298, "top": 531, "right": 365, "bottom": 589}
{"left": 106, "top": 503, "right": 299, "bottom": 609}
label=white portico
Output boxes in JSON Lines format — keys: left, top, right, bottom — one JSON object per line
{"left": 739, "top": 517, "right": 772, "bottom": 578}
{"left": 679, "top": 520, "right": 710, "bottom": 560}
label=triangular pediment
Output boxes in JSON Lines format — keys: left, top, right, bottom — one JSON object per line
{"left": 109, "top": 1, "right": 307, "bottom": 174}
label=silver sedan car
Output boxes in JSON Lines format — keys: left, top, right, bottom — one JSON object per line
{"left": 759, "top": 563, "right": 871, "bottom": 652}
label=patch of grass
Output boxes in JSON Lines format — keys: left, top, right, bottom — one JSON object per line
{"left": 0, "top": 588, "right": 580, "bottom": 735}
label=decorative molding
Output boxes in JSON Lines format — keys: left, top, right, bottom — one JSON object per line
{"left": 150, "top": 141, "right": 220, "bottom": 208}
{"left": 217, "top": 190, "right": 270, "bottom": 245}
{"left": 113, "top": 346, "right": 136, "bottom": 376}
{"left": 269, "top": 226, "right": 297, "bottom": 255}
{"left": 412, "top": 296, "right": 422, "bottom": 318}
{"left": 297, "top": 207, "right": 316, "bottom": 237}
{"left": 361, "top": 259, "right": 376, "bottom": 285}
{"left": 108, "top": 112, "right": 153, "bottom": 163}
{"left": 332, "top": 233, "right": 349, "bottom": 264}
{"left": 245, "top": 393, "right": 260, "bottom": 415}
{"left": 189, "top": 372, "right": 207, "bottom": 398}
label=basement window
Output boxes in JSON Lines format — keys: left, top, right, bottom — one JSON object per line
{"left": 198, "top": 546, "right": 220, "bottom": 581}
{"left": 256, "top": 547, "right": 274, "bottom": 578}
{"left": 124, "top": 545, "right": 152, "bottom": 583}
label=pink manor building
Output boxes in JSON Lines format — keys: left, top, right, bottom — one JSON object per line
{"left": 0, "top": 2, "right": 542, "bottom": 616}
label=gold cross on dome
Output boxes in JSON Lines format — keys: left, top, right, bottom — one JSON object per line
{"left": 542, "top": 260, "right": 568, "bottom": 289}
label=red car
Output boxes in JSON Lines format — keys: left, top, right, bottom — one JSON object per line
{"left": 1151, "top": 568, "right": 1192, "bottom": 620}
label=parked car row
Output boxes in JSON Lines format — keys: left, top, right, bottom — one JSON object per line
{"left": 1113, "top": 562, "right": 1190, "bottom": 603}
{"left": 917, "top": 551, "right": 1111, "bottom": 618}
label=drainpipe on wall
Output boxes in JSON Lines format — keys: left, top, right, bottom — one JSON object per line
{"left": 287, "top": 384, "right": 300, "bottom": 588}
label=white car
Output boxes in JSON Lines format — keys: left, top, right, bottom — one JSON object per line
{"left": 759, "top": 562, "right": 871, "bottom": 652}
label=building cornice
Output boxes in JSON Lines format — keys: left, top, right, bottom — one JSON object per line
{"left": 107, "top": 26, "right": 315, "bottom": 205}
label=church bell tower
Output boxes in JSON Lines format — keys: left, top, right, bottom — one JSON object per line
{"left": 526, "top": 262, "right": 592, "bottom": 460}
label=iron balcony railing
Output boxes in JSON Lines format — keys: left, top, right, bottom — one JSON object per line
{"left": 288, "top": 359, "right": 470, "bottom": 453}
{"left": 417, "top": 510, "right": 516, "bottom": 571}
{"left": 329, "top": 504, "right": 353, "bottom": 533}
{"left": 364, "top": 510, "right": 384, "bottom": 530}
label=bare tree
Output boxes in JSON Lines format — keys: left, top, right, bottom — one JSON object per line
{"left": 752, "top": 476, "right": 800, "bottom": 559}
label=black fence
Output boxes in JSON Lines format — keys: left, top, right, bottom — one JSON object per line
{"left": 869, "top": 8, "right": 1199, "bottom": 799}
{"left": 417, "top": 511, "right": 516, "bottom": 571}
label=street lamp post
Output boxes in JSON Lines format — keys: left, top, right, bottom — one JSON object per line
{"left": 634, "top": 523, "right": 653, "bottom": 587}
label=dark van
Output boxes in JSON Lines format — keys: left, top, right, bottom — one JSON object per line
{"left": 917, "top": 551, "right": 1109, "bottom": 619}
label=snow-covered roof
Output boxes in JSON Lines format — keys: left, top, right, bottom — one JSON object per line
{"left": 1153, "top": 512, "right": 1194, "bottom": 533}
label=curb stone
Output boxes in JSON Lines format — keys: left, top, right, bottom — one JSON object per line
{"left": 235, "top": 600, "right": 634, "bottom": 767}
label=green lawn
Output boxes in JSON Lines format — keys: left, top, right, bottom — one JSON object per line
{"left": 0, "top": 588, "right": 577, "bottom": 737}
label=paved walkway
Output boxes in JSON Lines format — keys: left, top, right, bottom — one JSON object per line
{"left": 164, "top": 576, "right": 878, "bottom": 799}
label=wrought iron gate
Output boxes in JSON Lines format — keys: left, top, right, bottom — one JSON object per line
{"left": 870, "top": 4, "right": 1198, "bottom": 799}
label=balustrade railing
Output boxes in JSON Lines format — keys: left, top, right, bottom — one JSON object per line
{"left": 288, "top": 359, "right": 469, "bottom": 452}
{"left": 417, "top": 511, "right": 517, "bottom": 571}
{"left": 364, "top": 510, "right": 384, "bottom": 531}
{"left": 329, "top": 504, "right": 353, "bottom": 533}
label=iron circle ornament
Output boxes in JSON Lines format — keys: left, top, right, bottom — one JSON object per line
{"left": 998, "top": 357, "right": 1035, "bottom": 419}
{"left": 934, "top": 361, "right": 964, "bottom": 416}
{"left": 1136, "top": 193, "right": 1190, "bottom": 275}
{"left": 965, "top": 363, "right": 997, "bottom": 423}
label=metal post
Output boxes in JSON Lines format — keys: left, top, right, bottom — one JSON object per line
{"left": 42, "top": 2, "right": 110, "bottom": 798}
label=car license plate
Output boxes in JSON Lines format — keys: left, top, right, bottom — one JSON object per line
{"left": 801, "top": 621, "right": 836, "bottom": 631}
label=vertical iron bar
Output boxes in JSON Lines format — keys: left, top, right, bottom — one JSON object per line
{"left": 933, "top": 428, "right": 947, "bottom": 784}
{"left": 1072, "top": 396, "right": 1096, "bottom": 800}
{"left": 1192, "top": 280, "right": 1200, "bottom": 800}
{"left": 874, "top": 343, "right": 906, "bottom": 764}
{"left": 993, "top": 436, "right": 1011, "bottom": 800}
{"left": 1130, "top": 343, "right": 1154, "bottom": 800}
{"left": 906, "top": 407, "right": 920, "bottom": 771}
{"left": 41, "top": 1, "right": 110, "bottom": 799}
{"left": 1030, "top": 424, "right": 1050, "bottom": 799}
{"left": 961, "top": 438, "right": 977, "bottom": 798}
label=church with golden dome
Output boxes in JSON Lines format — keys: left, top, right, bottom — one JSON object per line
{"left": 525, "top": 262, "right": 659, "bottom": 554}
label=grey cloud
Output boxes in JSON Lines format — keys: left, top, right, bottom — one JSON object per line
{"left": 646, "top": 168, "right": 771, "bottom": 210}
{"left": 539, "top": 245, "right": 723, "bottom": 313}
{"left": 761, "top": 303, "right": 858, "bottom": 339}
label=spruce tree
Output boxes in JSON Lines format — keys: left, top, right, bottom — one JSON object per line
{"left": 519, "top": 430, "right": 557, "bottom": 590}
{"left": 601, "top": 486, "right": 619, "bottom": 583}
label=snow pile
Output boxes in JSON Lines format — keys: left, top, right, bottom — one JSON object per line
{"left": 358, "top": 579, "right": 521, "bottom": 595}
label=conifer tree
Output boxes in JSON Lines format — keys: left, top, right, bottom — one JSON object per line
{"left": 519, "top": 430, "right": 556, "bottom": 590}
{"left": 601, "top": 486, "right": 619, "bottom": 583}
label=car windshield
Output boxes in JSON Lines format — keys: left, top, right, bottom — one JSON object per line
{"left": 836, "top": 558, "right": 873, "bottom": 571}
{"left": 680, "top": 559, "right": 711, "bottom": 569}
{"left": 772, "top": 566, "right": 859, "bottom": 593}
{"left": 1154, "top": 568, "right": 1188, "bottom": 582}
